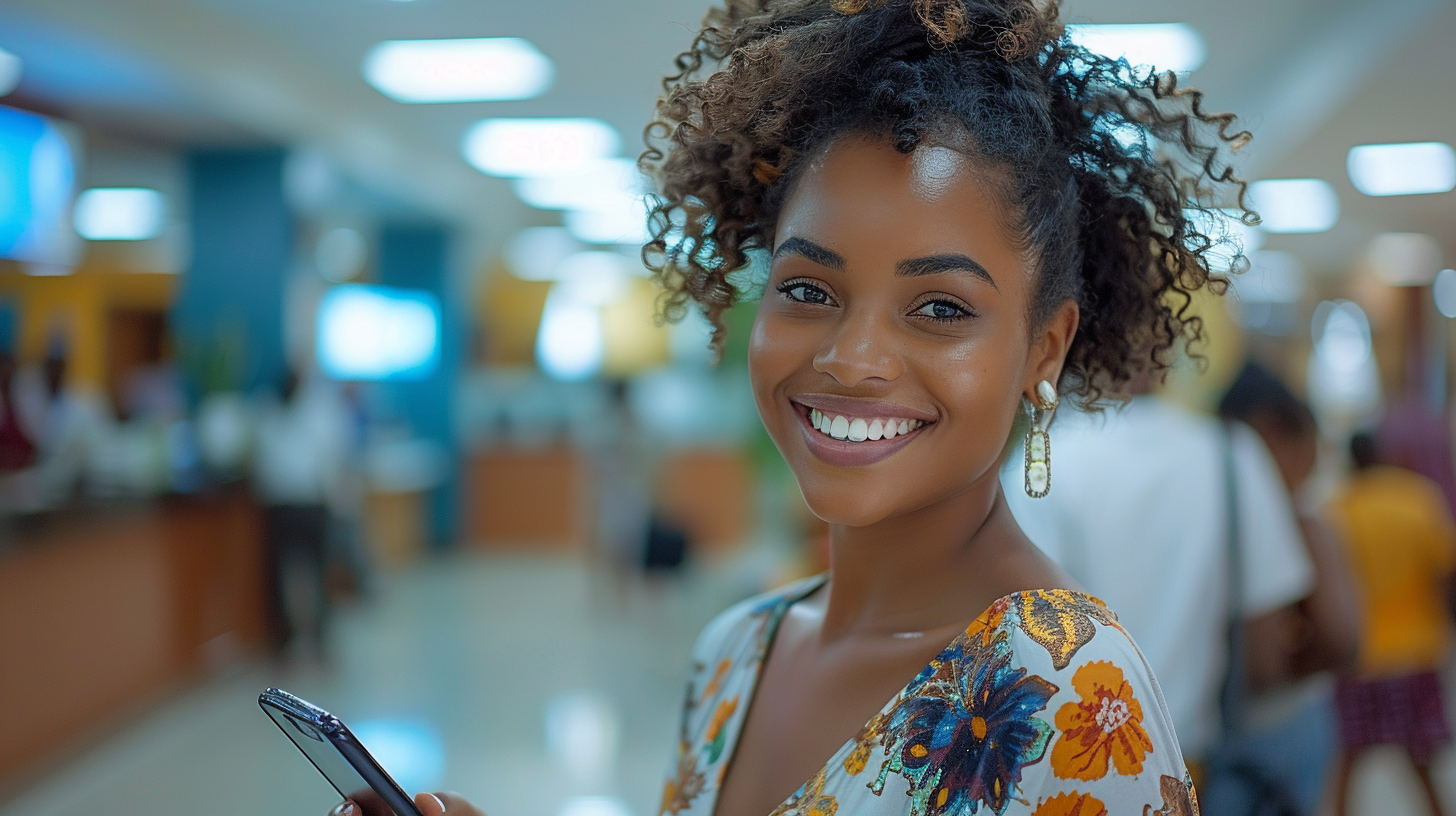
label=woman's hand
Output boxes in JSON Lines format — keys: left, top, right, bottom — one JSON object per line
{"left": 327, "top": 792, "right": 487, "bottom": 816}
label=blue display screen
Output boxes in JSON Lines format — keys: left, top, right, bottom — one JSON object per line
{"left": 317, "top": 284, "right": 441, "bottom": 382}
{"left": 0, "top": 105, "right": 74, "bottom": 264}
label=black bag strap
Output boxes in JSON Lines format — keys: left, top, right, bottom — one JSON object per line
{"left": 1219, "top": 421, "right": 1247, "bottom": 734}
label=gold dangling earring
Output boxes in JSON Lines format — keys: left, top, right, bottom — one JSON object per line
{"left": 1024, "top": 380, "right": 1058, "bottom": 499}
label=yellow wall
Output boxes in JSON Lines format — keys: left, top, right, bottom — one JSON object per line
{"left": 0, "top": 259, "right": 177, "bottom": 390}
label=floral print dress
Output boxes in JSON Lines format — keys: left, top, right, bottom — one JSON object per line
{"left": 660, "top": 576, "right": 1197, "bottom": 816}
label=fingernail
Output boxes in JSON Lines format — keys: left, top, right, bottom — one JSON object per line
{"left": 331, "top": 803, "right": 356, "bottom": 816}
{"left": 426, "top": 793, "right": 445, "bottom": 812}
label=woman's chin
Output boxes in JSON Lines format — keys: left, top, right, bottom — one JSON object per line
{"left": 801, "top": 492, "right": 897, "bottom": 529}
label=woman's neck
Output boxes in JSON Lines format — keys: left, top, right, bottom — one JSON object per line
{"left": 818, "top": 475, "right": 1032, "bottom": 642}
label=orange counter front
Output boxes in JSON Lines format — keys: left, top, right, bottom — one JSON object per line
{"left": 0, "top": 489, "right": 267, "bottom": 793}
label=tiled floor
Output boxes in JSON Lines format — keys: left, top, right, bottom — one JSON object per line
{"left": 0, "top": 554, "right": 750, "bottom": 816}
{"left": 3, "top": 553, "right": 1456, "bottom": 816}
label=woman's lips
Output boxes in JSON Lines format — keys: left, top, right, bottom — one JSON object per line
{"left": 791, "top": 401, "right": 930, "bottom": 467}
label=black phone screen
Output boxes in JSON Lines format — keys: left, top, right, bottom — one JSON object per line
{"left": 260, "top": 696, "right": 416, "bottom": 816}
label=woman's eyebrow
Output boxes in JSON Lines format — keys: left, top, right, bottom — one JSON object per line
{"left": 896, "top": 254, "right": 998, "bottom": 289}
{"left": 772, "top": 236, "right": 845, "bottom": 271}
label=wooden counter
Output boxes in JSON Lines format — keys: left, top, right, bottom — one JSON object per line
{"left": 0, "top": 489, "right": 266, "bottom": 792}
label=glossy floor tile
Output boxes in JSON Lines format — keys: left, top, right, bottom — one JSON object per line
{"left": 4, "top": 552, "right": 1456, "bottom": 816}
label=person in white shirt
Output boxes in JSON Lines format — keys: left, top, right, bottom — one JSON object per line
{"left": 253, "top": 370, "right": 348, "bottom": 657}
{"left": 1002, "top": 393, "right": 1346, "bottom": 806}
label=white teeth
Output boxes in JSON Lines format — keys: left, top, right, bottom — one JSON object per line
{"left": 806, "top": 409, "right": 927, "bottom": 443}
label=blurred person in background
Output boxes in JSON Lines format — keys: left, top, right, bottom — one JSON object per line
{"left": 1214, "top": 361, "right": 1360, "bottom": 815}
{"left": 337, "top": 0, "right": 1264, "bottom": 814}
{"left": 254, "top": 368, "right": 348, "bottom": 660}
{"left": 0, "top": 350, "right": 37, "bottom": 505}
{"left": 1005, "top": 370, "right": 1352, "bottom": 815}
{"left": 1330, "top": 432, "right": 1456, "bottom": 816}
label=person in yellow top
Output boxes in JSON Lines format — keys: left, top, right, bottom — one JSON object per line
{"left": 1330, "top": 431, "right": 1456, "bottom": 816}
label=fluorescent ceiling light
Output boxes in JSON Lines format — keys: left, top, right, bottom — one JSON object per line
{"left": 1185, "top": 207, "right": 1263, "bottom": 272}
{"left": 514, "top": 158, "right": 646, "bottom": 211}
{"left": 0, "top": 47, "right": 21, "bottom": 96}
{"left": 1347, "top": 142, "right": 1456, "bottom": 197}
{"left": 1066, "top": 24, "right": 1205, "bottom": 74}
{"left": 73, "top": 188, "right": 166, "bottom": 241}
{"left": 463, "top": 118, "right": 619, "bottom": 177}
{"left": 1247, "top": 179, "right": 1339, "bottom": 233}
{"left": 363, "top": 38, "right": 552, "bottom": 103}
{"left": 1436, "top": 269, "right": 1456, "bottom": 318}
{"left": 564, "top": 196, "right": 651, "bottom": 245}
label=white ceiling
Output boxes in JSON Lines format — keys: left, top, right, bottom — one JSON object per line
{"left": 1, "top": 0, "right": 1453, "bottom": 271}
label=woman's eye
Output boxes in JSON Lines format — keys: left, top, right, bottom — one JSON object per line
{"left": 913, "top": 300, "right": 970, "bottom": 321}
{"left": 781, "top": 283, "right": 832, "bottom": 305}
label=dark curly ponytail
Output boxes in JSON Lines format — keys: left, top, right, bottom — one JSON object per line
{"left": 641, "top": 0, "right": 1252, "bottom": 405}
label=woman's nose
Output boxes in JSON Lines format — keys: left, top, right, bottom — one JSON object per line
{"left": 812, "top": 307, "right": 903, "bottom": 387}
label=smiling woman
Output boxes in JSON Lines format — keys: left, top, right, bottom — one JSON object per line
{"left": 324, "top": 2, "right": 1246, "bottom": 816}
{"left": 630, "top": 0, "right": 1248, "bottom": 814}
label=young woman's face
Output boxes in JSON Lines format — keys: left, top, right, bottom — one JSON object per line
{"left": 749, "top": 137, "right": 1073, "bottom": 527}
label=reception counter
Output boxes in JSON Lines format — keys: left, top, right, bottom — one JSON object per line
{"left": 0, "top": 489, "right": 267, "bottom": 792}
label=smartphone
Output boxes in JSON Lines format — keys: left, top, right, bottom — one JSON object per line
{"left": 258, "top": 688, "right": 426, "bottom": 816}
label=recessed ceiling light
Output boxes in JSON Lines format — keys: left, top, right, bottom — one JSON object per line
{"left": 1248, "top": 179, "right": 1339, "bottom": 233}
{"left": 1066, "top": 24, "right": 1205, "bottom": 74}
{"left": 462, "top": 118, "right": 619, "bottom": 177}
{"left": 363, "top": 38, "right": 552, "bottom": 103}
{"left": 1347, "top": 142, "right": 1456, "bottom": 197}
{"left": 73, "top": 188, "right": 166, "bottom": 241}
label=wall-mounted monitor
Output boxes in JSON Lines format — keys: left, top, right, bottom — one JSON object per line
{"left": 317, "top": 284, "right": 440, "bottom": 381}
{"left": 0, "top": 106, "right": 76, "bottom": 266}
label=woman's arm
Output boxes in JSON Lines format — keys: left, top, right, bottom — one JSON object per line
{"left": 1243, "top": 516, "right": 1360, "bottom": 690}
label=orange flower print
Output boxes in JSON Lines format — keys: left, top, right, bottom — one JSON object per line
{"left": 842, "top": 713, "right": 886, "bottom": 776}
{"left": 660, "top": 745, "right": 706, "bottom": 815}
{"left": 1051, "top": 661, "right": 1153, "bottom": 780}
{"left": 701, "top": 659, "right": 732, "bottom": 701}
{"left": 703, "top": 696, "right": 739, "bottom": 763}
{"left": 1033, "top": 791, "right": 1108, "bottom": 816}
{"left": 770, "top": 767, "right": 838, "bottom": 816}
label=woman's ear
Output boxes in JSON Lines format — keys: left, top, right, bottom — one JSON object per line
{"left": 1023, "top": 300, "right": 1079, "bottom": 400}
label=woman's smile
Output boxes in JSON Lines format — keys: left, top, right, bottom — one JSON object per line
{"left": 790, "top": 395, "right": 935, "bottom": 467}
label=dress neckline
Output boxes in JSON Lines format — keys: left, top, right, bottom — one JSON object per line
{"left": 707, "top": 576, "right": 1103, "bottom": 816}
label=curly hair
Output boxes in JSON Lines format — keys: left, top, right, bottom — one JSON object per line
{"left": 640, "top": 0, "right": 1254, "bottom": 405}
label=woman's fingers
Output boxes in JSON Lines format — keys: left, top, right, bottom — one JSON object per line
{"left": 416, "top": 791, "right": 485, "bottom": 816}
{"left": 328, "top": 801, "right": 357, "bottom": 816}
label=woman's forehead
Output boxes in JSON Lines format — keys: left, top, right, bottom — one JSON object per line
{"left": 776, "top": 138, "right": 1023, "bottom": 267}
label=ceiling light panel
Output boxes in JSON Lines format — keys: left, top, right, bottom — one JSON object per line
{"left": 1065, "top": 24, "right": 1206, "bottom": 74}
{"left": 1347, "top": 142, "right": 1456, "bottom": 197}
{"left": 74, "top": 188, "right": 166, "bottom": 241}
{"left": 1248, "top": 179, "right": 1339, "bottom": 234}
{"left": 462, "top": 118, "right": 620, "bottom": 177}
{"left": 363, "top": 38, "right": 553, "bottom": 103}
{"left": 513, "top": 158, "right": 646, "bottom": 211}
